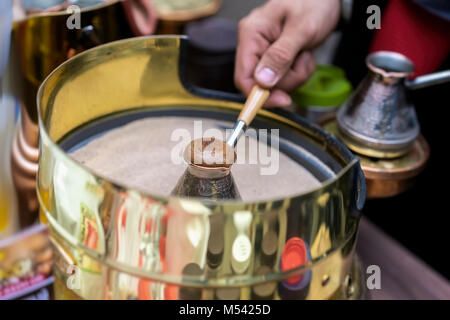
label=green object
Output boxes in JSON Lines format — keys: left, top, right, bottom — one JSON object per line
{"left": 291, "top": 65, "right": 352, "bottom": 108}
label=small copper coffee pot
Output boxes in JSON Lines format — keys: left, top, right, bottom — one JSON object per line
{"left": 172, "top": 85, "right": 270, "bottom": 200}
{"left": 172, "top": 137, "right": 240, "bottom": 199}
{"left": 337, "top": 51, "right": 450, "bottom": 159}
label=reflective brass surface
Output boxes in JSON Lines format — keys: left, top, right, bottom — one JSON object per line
{"left": 10, "top": 107, "right": 39, "bottom": 226}
{"left": 323, "top": 119, "right": 429, "bottom": 199}
{"left": 37, "top": 36, "right": 365, "bottom": 300}
{"left": 153, "top": 0, "right": 221, "bottom": 21}
{"left": 10, "top": 0, "right": 131, "bottom": 124}
{"left": 8, "top": 0, "right": 133, "bottom": 223}
{"left": 154, "top": 0, "right": 221, "bottom": 34}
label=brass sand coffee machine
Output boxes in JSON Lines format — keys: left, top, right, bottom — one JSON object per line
{"left": 37, "top": 36, "right": 366, "bottom": 300}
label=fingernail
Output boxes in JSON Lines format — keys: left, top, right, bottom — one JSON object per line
{"left": 256, "top": 67, "right": 276, "bottom": 86}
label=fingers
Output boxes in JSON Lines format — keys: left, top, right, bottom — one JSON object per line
{"left": 275, "top": 51, "right": 316, "bottom": 92}
{"left": 254, "top": 18, "right": 312, "bottom": 88}
{"left": 234, "top": 15, "right": 271, "bottom": 95}
{"left": 260, "top": 52, "right": 315, "bottom": 108}
{"left": 265, "top": 89, "right": 292, "bottom": 108}
{"left": 235, "top": 32, "right": 315, "bottom": 107}
{"left": 234, "top": 39, "right": 260, "bottom": 96}
{"left": 236, "top": 49, "right": 316, "bottom": 108}
{"left": 234, "top": 0, "right": 324, "bottom": 108}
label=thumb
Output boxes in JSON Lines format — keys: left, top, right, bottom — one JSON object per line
{"left": 254, "top": 25, "right": 307, "bottom": 88}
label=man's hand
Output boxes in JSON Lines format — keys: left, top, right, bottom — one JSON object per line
{"left": 234, "top": 0, "right": 341, "bottom": 107}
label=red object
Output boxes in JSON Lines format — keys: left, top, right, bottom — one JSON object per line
{"left": 138, "top": 279, "right": 152, "bottom": 300}
{"left": 164, "top": 284, "right": 179, "bottom": 300}
{"left": 370, "top": 0, "right": 450, "bottom": 78}
{"left": 281, "top": 237, "right": 307, "bottom": 285}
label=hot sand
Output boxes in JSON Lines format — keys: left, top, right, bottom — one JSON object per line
{"left": 70, "top": 117, "right": 321, "bottom": 201}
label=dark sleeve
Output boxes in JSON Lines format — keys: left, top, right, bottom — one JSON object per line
{"left": 414, "top": 0, "right": 450, "bottom": 21}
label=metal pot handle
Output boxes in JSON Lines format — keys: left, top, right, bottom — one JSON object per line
{"left": 406, "top": 70, "right": 450, "bottom": 90}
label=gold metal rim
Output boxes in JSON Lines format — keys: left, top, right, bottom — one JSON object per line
{"left": 12, "top": 0, "right": 120, "bottom": 24}
{"left": 361, "top": 135, "right": 430, "bottom": 180}
{"left": 155, "top": 0, "right": 222, "bottom": 22}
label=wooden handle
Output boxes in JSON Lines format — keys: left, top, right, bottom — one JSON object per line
{"left": 238, "top": 85, "right": 270, "bottom": 126}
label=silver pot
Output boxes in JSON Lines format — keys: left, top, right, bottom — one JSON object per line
{"left": 337, "top": 51, "right": 450, "bottom": 158}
